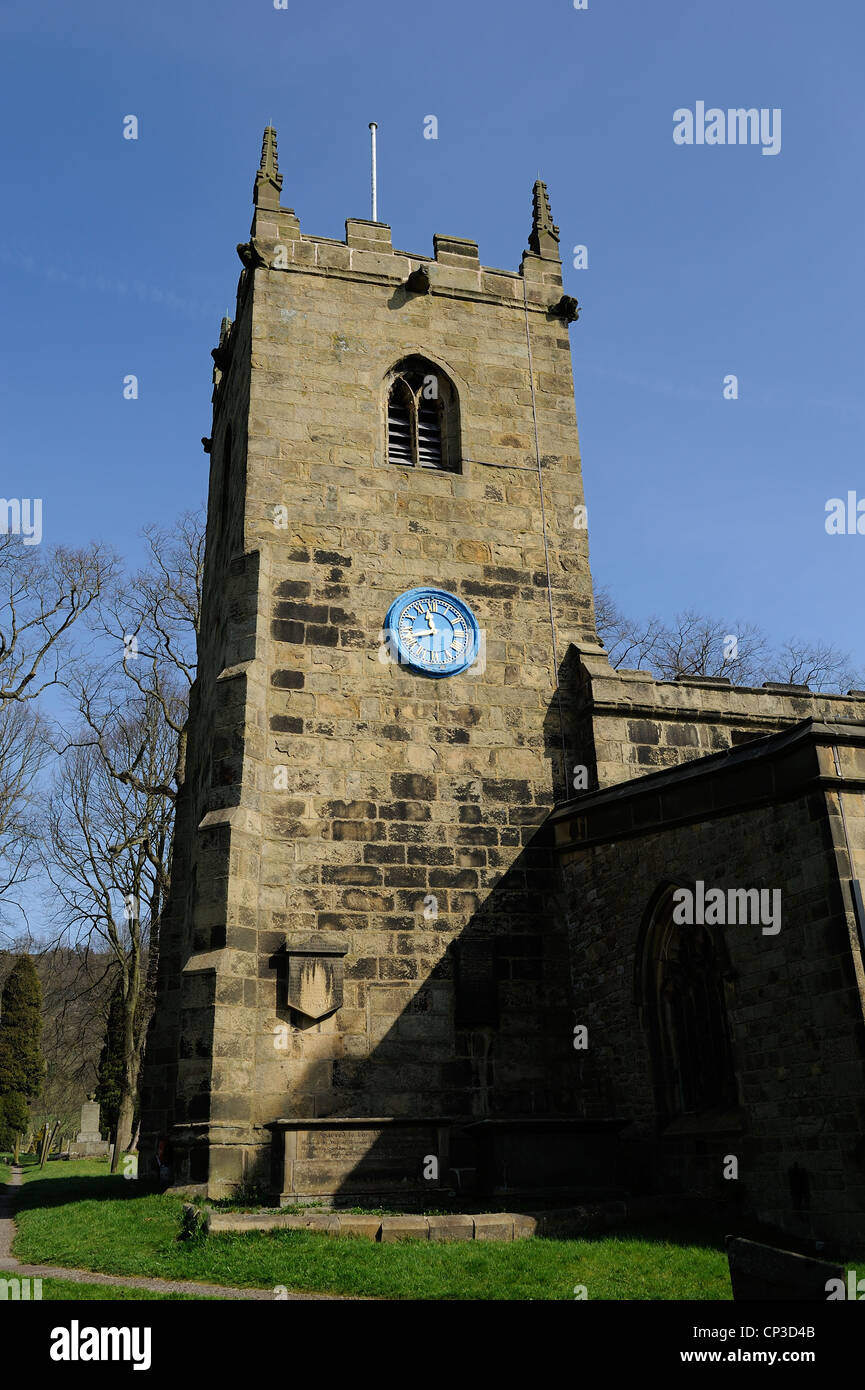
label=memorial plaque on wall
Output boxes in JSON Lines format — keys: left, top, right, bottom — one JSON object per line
{"left": 285, "top": 933, "right": 349, "bottom": 1021}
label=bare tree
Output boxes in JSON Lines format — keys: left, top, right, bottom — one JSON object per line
{"left": 31, "top": 945, "right": 116, "bottom": 1146}
{"left": 594, "top": 585, "right": 862, "bottom": 693}
{"left": 43, "top": 513, "right": 203, "bottom": 1166}
{"left": 0, "top": 540, "right": 114, "bottom": 934}
{"left": 593, "top": 586, "right": 668, "bottom": 673}
{"left": 0, "top": 706, "right": 49, "bottom": 900}
{"left": 653, "top": 610, "right": 771, "bottom": 686}
{"left": 0, "top": 538, "right": 114, "bottom": 703}
{"left": 769, "top": 639, "right": 863, "bottom": 693}
{"left": 44, "top": 702, "right": 177, "bottom": 1168}
{"left": 89, "top": 511, "right": 203, "bottom": 796}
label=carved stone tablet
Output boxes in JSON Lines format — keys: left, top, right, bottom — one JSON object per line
{"left": 285, "top": 933, "right": 349, "bottom": 1021}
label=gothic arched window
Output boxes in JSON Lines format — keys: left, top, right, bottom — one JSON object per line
{"left": 636, "top": 885, "right": 739, "bottom": 1126}
{"left": 385, "top": 357, "right": 460, "bottom": 472}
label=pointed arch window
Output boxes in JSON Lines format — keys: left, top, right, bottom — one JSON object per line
{"left": 385, "top": 357, "right": 460, "bottom": 472}
{"left": 636, "top": 885, "right": 739, "bottom": 1126}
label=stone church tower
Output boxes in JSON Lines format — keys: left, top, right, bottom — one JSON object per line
{"left": 140, "top": 128, "right": 600, "bottom": 1199}
{"left": 142, "top": 130, "right": 865, "bottom": 1246}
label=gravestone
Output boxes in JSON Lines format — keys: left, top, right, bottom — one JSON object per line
{"left": 76, "top": 1101, "right": 102, "bottom": 1143}
{"left": 726, "top": 1235, "right": 843, "bottom": 1300}
{"left": 68, "top": 1099, "right": 110, "bottom": 1158}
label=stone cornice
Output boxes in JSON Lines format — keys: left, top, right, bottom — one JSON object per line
{"left": 551, "top": 717, "right": 865, "bottom": 852}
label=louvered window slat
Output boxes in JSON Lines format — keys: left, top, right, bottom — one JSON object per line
{"left": 417, "top": 407, "right": 442, "bottom": 468}
{"left": 388, "top": 402, "right": 413, "bottom": 463}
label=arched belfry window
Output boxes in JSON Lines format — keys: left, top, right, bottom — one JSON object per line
{"left": 636, "top": 885, "right": 738, "bottom": 1126}
{"left": 385, "top": 357, "right": 460, "bottom": 472}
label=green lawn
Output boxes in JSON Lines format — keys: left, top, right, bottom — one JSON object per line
{"left": 7, "top": 1159, "right": 732, "bottom": 1300}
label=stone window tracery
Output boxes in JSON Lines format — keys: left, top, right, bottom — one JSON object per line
{"left": 385, "top": 356, "right": 460, "bottom": 472}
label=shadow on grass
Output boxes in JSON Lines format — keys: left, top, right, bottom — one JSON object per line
{"left": 12, "top": 1174, "right": 166, "bottom": 1213}
{"left": 578, "top": 1213, "right": 729, "bottom": 1252}
{"left": 596, "top": 1207, "right": 862, "bottom": 1266}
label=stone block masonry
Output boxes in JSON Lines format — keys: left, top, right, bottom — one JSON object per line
{"left": 139, "top": 128, "right": 865, "bottom": 1246}
{"left": 139, "top": 128, "right": 595, "bottom": 1198}
{"left": 552, "top": 720, "right": 865, "bottom": 1247}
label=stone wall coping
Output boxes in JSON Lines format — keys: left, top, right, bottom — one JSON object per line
{"left": 264, "top": 1115, "right": 622, "bottom": 1130}
{"left": 551, "top": 716, "right": 865, "bottom": 849}
{"left": 573, "top": 643, "right": 865, "bottom": 709}
{"left": 587, "top": 683, "right": 865, "bottom": 714}
{"left": 264, "top": 1116, "right": 456, "bottom": 1129}
{"left": 253, "top": 253, "right": 552, "bottom": 308}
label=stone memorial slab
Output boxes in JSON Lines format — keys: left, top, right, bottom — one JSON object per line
{"left": 76, "top": 1100, "right": 102, "bottom": 1143}
{"left": 726, "top": 1235, "right": 843, "bottom": 1301}
{"left": 285, "top": 933, "right": 348, "bottom": 1021}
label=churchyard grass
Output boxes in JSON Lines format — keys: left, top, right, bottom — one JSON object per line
{"left": 10, "top": 1158, "right": 733, "bottom": 1299}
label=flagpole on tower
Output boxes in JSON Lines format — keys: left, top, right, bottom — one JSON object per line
{"left": 369, "top": 122, "right": 378, "bottom": 222}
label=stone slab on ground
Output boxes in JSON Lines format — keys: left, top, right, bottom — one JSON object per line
{"left": 726, "top": 1235, "right": 844, "bottom": 1301}
{"left": 427, "top": 1215, "right": 474, "bottom": 1243}
{"left": 380, "top": 1216, "right": 429, "bottom": 1243}
{"left": 473, "top": 1214, "right": 515, "bottom": 1241}
{"left": 200, "top": 1200, "right": 626, "bottom": 1242}
{"left": 336, "top": 1214, "right": 382, "bottom": 1239}
{"left": 513, "top": 1213, "right": 540, "bottom": 1239}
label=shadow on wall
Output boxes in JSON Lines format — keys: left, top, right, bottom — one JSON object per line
{"left": 264, "top": 654, "right": 606, "bottom": 1207}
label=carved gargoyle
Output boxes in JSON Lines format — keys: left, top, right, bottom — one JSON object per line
{"left": 236, "top": 238, "right": 270, "bottom": 270}
{"left": 406, "top": 265, "right": 431, "bottom": 295}
{"left": 551, "top": 294, "right": 580, "bottom": 324}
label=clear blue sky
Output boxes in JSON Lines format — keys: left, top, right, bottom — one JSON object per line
{"left": 1, "top": 0, "right": 863, "bottom": 660}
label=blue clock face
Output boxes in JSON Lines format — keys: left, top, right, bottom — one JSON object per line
{"left": 385, "top": 587, "right": 480, "bottom": 677}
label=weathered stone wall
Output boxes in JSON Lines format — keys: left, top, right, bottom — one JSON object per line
{"left": 572, "top": 640, "right": 865, "bottom": 789}
{"left": 554, "top": 722, "right": 865, "bottom": 1245}
{"left": 140, "top": 276, "right": 255, "bottom": 1173}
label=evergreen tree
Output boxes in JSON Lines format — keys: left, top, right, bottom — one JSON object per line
{"left": 94, "top": 983, "right": 125, "bottom": 1137}
{"left": 0, "top": 956, "right": 44, "bottom": 1156}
